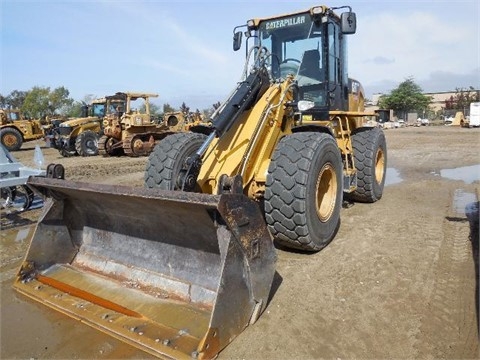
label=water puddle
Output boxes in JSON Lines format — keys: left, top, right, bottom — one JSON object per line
{"left": 441, "top": 164, "right": 480, "bottom": 184}
{"left": 385, "top": 167, "right": 402, "bottom": 186}
{"left": 453, "top": 189, "right": 477, "bottom": 216}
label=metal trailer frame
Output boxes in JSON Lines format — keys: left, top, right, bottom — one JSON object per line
{"left": 0, "top": 144, "right": 45, "bottom": 188}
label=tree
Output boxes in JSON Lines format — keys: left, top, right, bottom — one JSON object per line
{"left": 22, "top": 86, "right": 74, "bottom": 119}
{"left": 22, "top": 87, "right": 50, "bottom": 118}
{"left": 212, "top": 101, "right": 221, "bottom": 110}
{"left": 49, "top": 86, "right": 74, "bottom": 115}
{"left": 163, "top": 103, "right": 175, "bottom": 113}
{"left": 444, "top": 95, "right": 455, "bottom": 110}
{"left": 149, "top": 103, "right": 161, "bottom": 116}
{"left": 201, "top": 101, "right": 222, "bottom": 119}
{"left": 180, "top": 102, "right": 190, "bottom": 115}
{"left": 448, "top": 87, "right": 480, "bottom": 112}
{"left": 377, "top": 77, "right": 432, "bottom": 120}
{"left": 0, "top": 90, "right": 28, "bottom": 109}
{"left": 62, "top": 100, "right": 85, "bottom": 118}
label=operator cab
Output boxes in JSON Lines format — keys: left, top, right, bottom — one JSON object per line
{"left": 234, "top": 6, "right": 356, "bottom": 115}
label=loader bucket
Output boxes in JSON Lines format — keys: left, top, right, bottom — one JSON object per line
{"left": 13, "top": 176, "right": 276, "bottom": 359}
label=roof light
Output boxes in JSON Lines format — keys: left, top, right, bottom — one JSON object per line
{"left": 311, "top": 6, "right": 325, "bottom": 15}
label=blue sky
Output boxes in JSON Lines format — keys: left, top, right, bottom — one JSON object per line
{"left": 1, "top": 0, "right": 479, "bottom": 110}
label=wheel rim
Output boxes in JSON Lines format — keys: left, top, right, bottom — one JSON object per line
{"left": 315, "top": 163, "right": 337, "bottom": 222}
{"left": 375, "top": 147, "right": 385, "bottom": 184}
{"left": 3, "top": 134, "right": 18, "bottom": 148}
{"left": 86, "top": 138, "right": 97, "bottom": 151}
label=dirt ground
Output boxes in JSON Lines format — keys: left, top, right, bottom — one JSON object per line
{"left": 1, "top": 126, "right": 479, "bottom": 359}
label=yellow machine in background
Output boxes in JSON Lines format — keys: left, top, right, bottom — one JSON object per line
{"left": 45, "top": 97, "right": 125, "bottom": 157}
{"left": 0, "top": 109, "right": 45, "bottom": 151}
{"left": 99, "top": 92, "right": 173, "bottom": 157}
{"left": 15, "top": 5, "right": 386, "bottom": 359}
{"left": 164, "top": 111, "right": 205, "bottom": 132}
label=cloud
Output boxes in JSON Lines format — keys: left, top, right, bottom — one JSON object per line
{"left": 349, "top": 7, "right": 479, "bottom": 96}
{"left": 98, "top": 2, "right": 228, "bottom": 66}
{"left": 419, "top": 68, "right": 480, "bottom": 93}
{"left": 365, "top": 56, "right": 395, "bottom": 65}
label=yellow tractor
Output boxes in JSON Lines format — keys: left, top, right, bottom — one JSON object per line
{"left": 14, "top": 5, "right": 386, "bottom": 359}
{"left": 45, "top": 97, "right": 124, "bottom": 157}
{"left": 98, "top": 92, "right": 173, "bottom": 157}
{"left": 0, "top": 109, "right": 45, "bottom": 151}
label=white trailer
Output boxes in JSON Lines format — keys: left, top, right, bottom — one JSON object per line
{"left": 468, "top": 102, "right": 480, "bottom": 127}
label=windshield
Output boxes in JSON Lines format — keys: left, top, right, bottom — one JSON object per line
{"left": 257, "top": 13, "right": 326, "bottom": 106}
{"left": 91, "top": 103, "right": 106, "bottom": 117}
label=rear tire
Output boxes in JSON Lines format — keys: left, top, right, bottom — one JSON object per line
{"left": 0, "top": 128, "right": 23, "bottom": 151}
{"left": 348, "top": 127, "right": 387, "bottom": 203}
{"left": 145, "top": 132, "right": 207, "bottom": 190}
{"left": 265, "top": 132, "right": 343, "bottom": 252}
{"left": 75, "top": 130, "right": 98, "bottom": 156}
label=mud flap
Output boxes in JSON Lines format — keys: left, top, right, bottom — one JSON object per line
{"left": 14, "top": 176, "right": 276, "bottom": 359}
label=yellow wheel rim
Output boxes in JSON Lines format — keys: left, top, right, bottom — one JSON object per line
{"left": 316, "top": 163, "right": 337, "bottom": 222}
{"left": 375, "top": 147, "right": 385, "bottom": 184}
{"left": 3, "top": 133, "right": 18, "bottom": 147}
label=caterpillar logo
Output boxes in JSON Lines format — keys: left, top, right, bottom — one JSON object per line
{"left": 265, "top": 15, "right": 306, "bottom": 30}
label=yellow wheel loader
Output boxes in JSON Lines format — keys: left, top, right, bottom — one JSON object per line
{"left": 14, "top": 5, "right": 386, "bottom": 359}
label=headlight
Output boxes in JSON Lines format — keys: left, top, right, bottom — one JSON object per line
{"left": 298, "top": 100, "right": 315, "bottom": 111}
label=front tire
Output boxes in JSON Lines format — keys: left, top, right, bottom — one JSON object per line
{"left": 145, "top": 132, "right": 207, "bottom": 190}
{"left": 265, "top": 132, "right": 343, "bottom": 252}
{"left": 1, "top": 128, "right": 23, "bottom": 151}
{"left": 75, "top": 130, "right": 98, "bottom": 156}
{"left": 348, "top": 127, "right": 387, "bottom": 203}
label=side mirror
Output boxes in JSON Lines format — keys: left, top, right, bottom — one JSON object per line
{"left": 341, "top": 12, "right": 356, "bottom": 34}
{"left": 233, "top": 31, "right": 242, "bottom": 51}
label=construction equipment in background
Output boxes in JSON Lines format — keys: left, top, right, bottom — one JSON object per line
{"left": 45, "top": 97, "right": 125, "bottom": 157}
{"left": 445, "top": 111, "right": 465, "bottom": 126}
{"left": 98, "top": 92, "right": 175, "bottom": 157}
{"left": 14, "top": 5, "right": 387, "bottom": 359}
{"left": 164, "top": 110, "right": 205, "bottom": 132}
{"left": 0, "top": 109, "right": 45, "bottom": 151}
{"left": 374, "top": 109, "right": 399, "bottom": 129}
{"left": 375, "top": 109, "right": 392, "bottom": 123}
{"left": 1, "top": 144, "right": 45, "bottom": 211}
